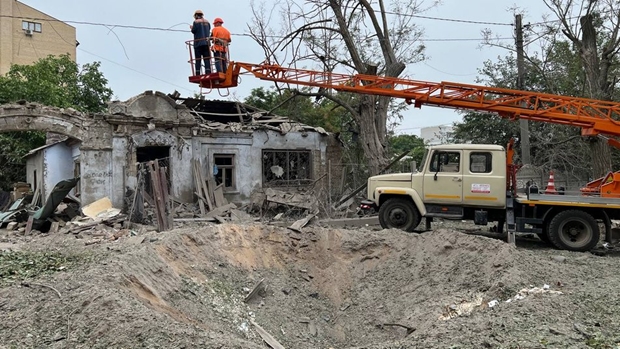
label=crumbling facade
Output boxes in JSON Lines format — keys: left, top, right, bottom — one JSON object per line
{"left": 4, "top": 90, "right": 342, "bottom": 208}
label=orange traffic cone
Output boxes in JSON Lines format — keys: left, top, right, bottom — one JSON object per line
{"left": 545, "top": 170, "right": 557, "bottom": 194}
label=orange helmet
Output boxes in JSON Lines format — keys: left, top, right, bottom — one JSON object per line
{"left": 214, "top": 17, "right": 224, "bottom": 24}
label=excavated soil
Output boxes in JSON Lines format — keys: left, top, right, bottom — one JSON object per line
{"left": 1, "top": 222, "right": 620, "bottom": 348}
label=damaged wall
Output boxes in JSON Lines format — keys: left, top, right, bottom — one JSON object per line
{"left": 198, "top": 128, "right": 328, "bottom": 203}
{"left": 1, "top": 91, "right": 344, "bottom": 210}
{"left": 113, "top": 130, "right": 193, "bottom": 205}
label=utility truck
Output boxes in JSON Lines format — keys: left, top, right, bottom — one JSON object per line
{"left": 361, "top": 141, "right": 620, "bottom": 252}
{"left": 186, "top": 49, "right": 620, "bottom": 252}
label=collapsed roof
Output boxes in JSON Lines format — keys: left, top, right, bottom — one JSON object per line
{"left": 171, "top": 93, "right": 328, "bottom": 135}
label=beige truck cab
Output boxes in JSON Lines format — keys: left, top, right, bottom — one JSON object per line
{"left": 364, "top": 144, "right": 507, "bottom": 231}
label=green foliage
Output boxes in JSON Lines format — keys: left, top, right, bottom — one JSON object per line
{"left": 389, "top": 133, "right": 425, "bottom": 159}
{"left": 452, "top": 41, "right": 616, "bottom": 181}
{"left": 0, "top": 54, "right": 112, "bottom": 112}
{"left": 452, "top": 112, "right": 516, "bottom": 146}
{"left": 0, "top": 54, "right": 113, "bottom": 189}
{"left": 387, "top": 134, "right": 426, "bottom": 173}
{"left": 0, "top": 250, "right": 86, "bottom": 285}
{"left": 245, "top": 87, "right": 349, "bottom": 133}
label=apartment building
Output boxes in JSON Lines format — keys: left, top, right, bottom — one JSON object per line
{"left": 420, "top": 124, "right": 454, "bottom": 145}
{"left": 0, "top": 0, "right": 76, "bottom": 74}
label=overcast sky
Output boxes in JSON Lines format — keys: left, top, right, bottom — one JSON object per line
{"left": 21, "top": 0, "right": 552, "bottom": 135}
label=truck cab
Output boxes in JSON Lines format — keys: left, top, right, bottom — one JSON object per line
{"left": 365, "top": 144, "right": 507, "bottom": 231}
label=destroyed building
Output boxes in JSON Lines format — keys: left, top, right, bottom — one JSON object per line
{"left": 10, "top": 91, "right": 342, "bottom": 208}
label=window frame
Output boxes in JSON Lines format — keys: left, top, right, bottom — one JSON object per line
{"left": 469, "top": 152, "right": 493, "bottom": 174}
{"left": 213, "top": 153, "right": 236, "bottom": 190}
{"left": 262, "top": 149, "right": 313, "bottom": 186}
{"left": 429, "top": 151, "right": 461, "bottom": 173}
{"left": 22, "top": 21, "right": 42, "bottom": 33}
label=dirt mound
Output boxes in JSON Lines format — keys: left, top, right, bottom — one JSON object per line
{"left": 1, "top": 224, "right": 619, "bottom": 348}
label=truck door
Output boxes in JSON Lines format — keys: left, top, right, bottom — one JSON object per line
{"left": 423, "top": 150, "right": 463, "bottom": 203}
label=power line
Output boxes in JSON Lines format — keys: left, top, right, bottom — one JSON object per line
{"left": 0, "top": 12, "right": 513, "bottom": 39}
{"left": 381, "top": 10, "right": 512, "bottom": 26}
{"left": 424, "top": 37, "right": 511, "bottom": 42}
{"left": 77, "top": 48, "right": 194, "bottom": 93}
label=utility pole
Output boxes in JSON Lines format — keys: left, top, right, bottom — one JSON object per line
{"left": 516, "top": 14, "right": 531, "bottom": 165}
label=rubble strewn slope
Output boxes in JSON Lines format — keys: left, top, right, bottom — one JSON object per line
{"left": 1, "top": 224, "right": 619, "bottom": 348}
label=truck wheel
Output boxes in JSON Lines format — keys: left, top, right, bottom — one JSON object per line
{"left": 378, "top": 198, "right": 421, "bottom": 232}
{"left": 548, "top": 210, "right": 599, "bottom": 252}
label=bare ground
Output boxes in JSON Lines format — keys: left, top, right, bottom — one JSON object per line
{"left": 1, "top": 220, "right": 619, "bottom": 349}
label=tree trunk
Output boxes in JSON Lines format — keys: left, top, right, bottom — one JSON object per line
{"left": 579, "top": 14, "right": 613, "bottom": 178}
{"left": 357, "top": 95, "right": 388, "bottom": 175}
{"left": 589, "top": 139, "right": 612, "bottom": 178}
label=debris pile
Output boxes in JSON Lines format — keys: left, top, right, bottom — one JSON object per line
{"left": 1, "top": 223, "right": 620, "bottom": 348}
{"left": 0, "top": 178, "right": 81, "bottom": 234}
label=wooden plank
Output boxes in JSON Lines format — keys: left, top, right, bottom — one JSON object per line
{"left": 173, "top": 217, "right": 217, "bottom": 222}
{"left": 198, "top": 162, "right": 214, "bottom": 211}
{"left": 191, "top": 160, "right": 206, "bottom": 215}
{"left": 31, "top": 187, "right": 40, "bottom": 208}
{"left": 207, "top": 177, "right": 218, "bottom": 208}
{"left": 288, "top": 214, "right": 315, "bottom": 233}
{"left": 213, "top": 215, "right": 227, "bottom": 224}
{"left": 25, "top": 216, "right": 34, "bottom": 235}
{"left": 213, "top": 184, "right": 228, "bottom": 207}
{"left": 149, "top": 161, "right": 167, "bottom": 231}
{"left": 142, "top": 189, "right": 155, "bottom": 207}
{"left": 250, "top": 320, "right": 286, "bottom": 349}
{"left": 243, "top": 278, "right": 265, "bottom": 303}
{"left": 153, "top": 161, "right": 169, "bottom": 231}
{"left": 204, "top": 203, "right": 237, "bottom": 218}
{"left": 159, "top": 166, "right": 173, "bottom": 229}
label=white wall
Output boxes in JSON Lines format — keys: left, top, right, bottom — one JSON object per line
{"left": 112, "top": 130, "right": 194, "bottom": 208}
{"left": 198, "top": 129, "right": 327, "bottom": 202}
{"left": 420, "top": 125, "right": 454, "bottom": 145}
{"left": 42, "top": 143, "right": 74, "bottom": 202}
{"left": 25, "top": 153, "right": 43, "bottom": 194}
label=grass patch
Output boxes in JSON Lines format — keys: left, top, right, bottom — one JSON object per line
{"left": 0, "top": 250, "right": 89, "bottom": 285}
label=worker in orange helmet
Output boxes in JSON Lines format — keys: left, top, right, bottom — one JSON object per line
{"left": 190, "top": 10, "right": 211, "bottom": 75}
{"left": 211, "top": 17, "right": 231, "bottom": 73}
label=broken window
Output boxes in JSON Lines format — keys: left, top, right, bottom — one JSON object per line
{"left": 213, "top": 154, "right": 235, "bottom": 190}
{"left": 262, "top": 150, "right": 312, "bottom": 186}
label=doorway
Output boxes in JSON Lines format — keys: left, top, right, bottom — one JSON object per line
{"left": 136, "top": 146, "right": 171, "bottom": 198}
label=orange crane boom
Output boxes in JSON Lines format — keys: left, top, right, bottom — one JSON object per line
{"left": 190, "top": 60, "right": 620, "bottom": 196}
{"left": 193, "top": 61, "right": 620, "bottom": 146}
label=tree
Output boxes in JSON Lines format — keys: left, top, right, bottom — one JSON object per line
{"left": 248, "top": 0, "right": 437, "bottom": 175}
{"left": 0, "top": 54, "right": 113, "bottom": 189}
{"left": 541, "top": 0, "right": 620, "bottom": 178}
{"left": 483, "top": 2, "right": 620, "bottom": 178}
{"left": 388, "top": 134, "right": 426, "bottom": 172}
{"left": 0, "top": 54, "right": 112, "bottom": 112}
{"left": 453, "top": 48, "right": 600, "bottom": 182}
{"left": 245, "top": 86, "right": 369, "bottom": 165}
{"left": 244, "top": 86, "right": 350, "bottom": 133}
